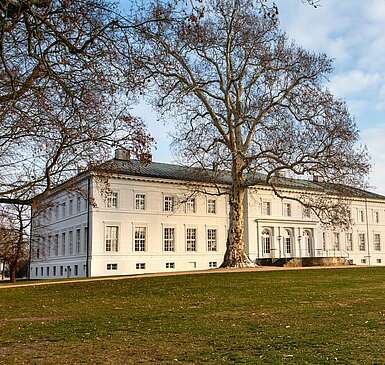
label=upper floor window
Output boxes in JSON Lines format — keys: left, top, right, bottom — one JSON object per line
{"left": 346, "top": 233, "right": 353, "bottom": 251}
{"left": 134, "top": 227, "right": 146, "bottom": 252}
{"left": 54, "top": 234, "right": 59, "bottom": 256}
{"left": 77, "top": 196, "right": 81, "bottom": 213}
{"left": 164, "top": 196, "right": 174, "bottom": 212}
{"left": 186, "top": 228, "right": 197, "bottom": 251}
{"left": 358, "top": 209, "right": 365, "bottom": 223}
{"left": 374, "top": 233, "right": 381, "bottom": 251}
{"left": 61, "top": 232, "right": 66, "bottom": 256}
{"left": 164, "top": 227, "right": 175, "bottom": 251}
{"left": 207, "top": 199, "right": 216, "bottom": 214}
{"left": 69, "top": 231, "right": 73, "bottom": 255}
{"left": 283, "top": 202, "right": 291, "bottom": 217}
{"left": 55, "top": 205, "right": 59, "bottom": 219}
{"left": 106, "top": 192, "right": 118, "bottom": 208}
{"left": 303, "top": 207, "right": 311, "bottom": 219}
{"left": 359, "top": 233, "right": 366, "bottom": 251}
{"left": 207, "top": 229, "right": 217, "bottom": 251}
{"left": 62, "top": 202, "right": 66, "bottom": 218}
{"left": 135, "top": 194, "right": 146, "bottom": 210}
{"left": 374, "top": 210, "right": 380, "bottom": 224}
{"left": 105, "top": 226, "right": 119, "bottom": 252}
{"left": 69, "top": 199, "right": 73, "bottom": 215}
{"left": 262, "top": 201, "right": 271, "bottom": 216}
{"left": 185, "top": 198, "right": 196, "bottom": 214}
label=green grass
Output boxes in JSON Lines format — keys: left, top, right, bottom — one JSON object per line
{"left": 1, "top": 267, "right": 385, "bottom": 364}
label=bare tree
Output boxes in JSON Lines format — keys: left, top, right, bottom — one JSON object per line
{"left": 129, "top": 0, "right": 369, "bottom": 267}
{"left": 0, "top": 0, "right": 154, "bottom": 207}
{"left": 0, "top": 205, "right": 30, "bottom": 282}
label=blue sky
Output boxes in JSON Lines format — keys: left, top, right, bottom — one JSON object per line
{"left": 127, "top": 1, "right": 385, "bottom": 194}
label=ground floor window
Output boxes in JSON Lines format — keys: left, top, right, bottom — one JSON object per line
{"left": 74, "top": 265, "right": 78, "bottom": 276}
{"left": 209, "top": 261, "right": 217, "bottom": 268}
{"left": 53, "top": 266, "right": 56, "bottom": 276}
{"left": 262, "top": 229, "right": 271, "bottom": 254}
{"left": 107, "top": 263, "right": 118, "bottom": 270}
{"left": 359, "top": 233, "right": 366, "bottom": 251}
{"left": 284, "top": 230, "right": 292, "bottom": 254}
{"left": 60, "top": 266, "right": 63, "bottom": 276}
{"left": 136, "top": 263, "right": 145, "bottom": 270}
{"left": 166, "top": 262, "right": 175, "bottom": 269}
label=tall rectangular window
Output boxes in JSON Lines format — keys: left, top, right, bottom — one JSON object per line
{"left": 46, "top": 267, "right": 50, "bottom": 276}
{"left": 359, "top": 233, "right": 366, "bottom": 251}
{"left": 164, "top": 227, "right": 175, "bottom": 251}
{"left": 374, "top": 211, "right": 380, "bottom": 224}
{"left": 283, "top": 203, "right": 291, "bottom": 217}
{"left": 135, "top": 194, "right": 146, "bottom": 210}
{"left": 374, "top": 233, "right": 381, "bottom": 251}
{"left": 68, "top": 231, "right": 73, "bottom": 255}
{"left": 55, "top": 205, "right": 59, "bottom": 219}
{"left": 106, "top": 192, "right": 118, "bottom": 208}
{"left": 69, "top": 199, "right": 73, "bottom": 215}
{"left": 207, "top": 229, "right": 217, "bottom": 251}
{"left": 358, "top": 210, "right": 365, "bottom": 223}
{"left": 346, "top": 233, "right": 353, "bottom": 251}
{"left": 60, "top": 266, "right": 63, "bottom": 276}
{"left": 61, "top": 232, "right": 66, "bottom": 256}
{"left": 207, "top": 199, "right": 216, "bottom": 214}
{"left": 262, "top": 201, "right": 271, "bottom": 215}
{"left": 334, "top": 233, "right": 340, "bottom": 250}
{"left": 54, "top": 234, "right": 59, "bottom": 256}
{"left": 62, "top": 202, "right": 66, "bottom": 218}
{"left": 303, "top": 207, "right": 311, "bottom": 218}
{"left": 53, "top": 266, "right": 56, "bottom": 276}
{"left": 77, "top": 196, "right": 81, "bottom": 213}
{"left": 322, "top": 232, "right": 326, "bottom": 251}
{"left": 134, "top": 227, "right": 146, "bottom": 252}
{"left": 186, "top": 228, "right": 197, "bottom": 251}
{"left": 74, "top": 265, "right": 78, "bottom": 276}
{"left": 186, "top": 198, "right": 196, "bottom": 214}
{"left": 105, "top": 226, "right": 119, "bottom": 252}
{"left": 164, "top": 196, "right": 174, "bottom": 212}
{"left": 76, "top": 229, "right": 81, "bottom": 254}
{"left": 84, "top": 227, "right": 88, "bottom": 253}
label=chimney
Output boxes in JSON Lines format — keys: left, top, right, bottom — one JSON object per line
{"left": 140, "top": 153, "right": 152, "bottom": 164}
{"left": 114, "top": 148, "right": 130, "bottom": 161}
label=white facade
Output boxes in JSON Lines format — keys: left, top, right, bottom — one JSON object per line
{"left": 30, "top": 161, "right": 385, "bottom": 279}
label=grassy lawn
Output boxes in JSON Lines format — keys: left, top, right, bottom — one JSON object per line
{"left": 1, "top": 268, "right": 385, "bottom": 364}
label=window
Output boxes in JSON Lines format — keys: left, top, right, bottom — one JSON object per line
{"left": 77, "top": 196, "right": 81, "bottom": 213}
{"left": 35, "top": 267, "right": 38, "bottom": 276}
{"left": 262, "top": 201, "right": 271, "bottom": 216}
{"left": 303, "top": 230, "right": 312, "bottom": 254}
{"left": 262, "top": 229, "right": 271, "bottom": 254}
{"left": 46, "top": 267, "right": 50, "bottom": 276}
{"left": 54, "top": 234, "right": 59, "bottom": 256}
{"left": 60, "top": 266, "right": 63, "bottom": 276}
{"left": 185, "top": 198, "right": 196, "bottom": 214}
{"left": 76, "top": 229, "right": 81, "bottom": 254}
{"left": 135, "top": 194, "right": 146, "bottom": 210}
{"left": 107, "top": 263, "right": 118, "bottom": 270}
{"left": 207, "top": 199, "right": 216, "bottom": 214}
{"left": 53, "top": 266, "right": 56, "bottom": 276}
{"left": 69, "top": 231, "right": 73, "bottom": 256}
{"left": 358, "top": 209, "right": 365, "bottom": 223}
{"left": 105, "top": 226, "right": 119, "bottom": 252}
{"left": 36, "top": 247, "right": 40, "bottom": 259}
{"left": 41, "top": 267, "right": 43, "bottom": 276}
{"left": 164, "top": 196, "right": 174, "bottom": 212}
{"left": 303, "top": 207, "right": 311, "bottom": 219}
{"left": 166, "top": 262, "right": 175, "bottom": 269}
{"left": 164, "top": 227, "right": 175, "bottom": 251}
{"left": 61, "top": 232, "right": 66, "bottom": 256}
{"left": 284, "top": 230, "right": 292, "bottom": 254}
{"left": 322, "top": 232, "right": 326, "bottom": 251}
{"left": 377, "top": 259, "right": 382, "bottom": 264}
{"left": 134, "top": 227, "right": 146, "bottom": 252}
{"left": 106, "top": 192, "right": 118, "bottom": 208}
{"left": 374, "top": 233, "right": 381, "bottom": 251}
{"left": 84, "top": 227, "right": 88, "bottom": 253}
{"left": 346, "top": 233, "right": 353, "bottom": 251}
{"left": 334, "top": 233, "right": 340, "bottom": 251}
{"left": 55, "top": 205, "right": 59, "bottom": 219}
{"left": 361, "top": 258, "right": 366, "bottom": 264}
{"left": 62, "top": 202, "right": 66, "bottom": 218}
{"left": 69, "top": 199, "right": 73, "bottom": 215}
{"left": 207, "top": 229, "right": 217, "bottom": 251}
{"left": 74, "top": 265, "right": 78, "bottom": 276}
{"left": 374, "top": 211, "right": 380, "bottom": 223}
{"left": 359, "top": 233, "right": 366, "bottom": 251}
{"left": 136, "top": 263, "right": 145, "bottom": 270}
{"left": 186, "top": 228, "right": 197, "bottom": 251}
{"left": 283, "top": 203, "right": 291, "bottom": 217}
{"left": 209, "top": 261, "right": 217, "bottom": 268}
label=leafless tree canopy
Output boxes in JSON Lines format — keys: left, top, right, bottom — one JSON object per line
{"left": 0, "top": 0, "right": 153, "bottom": 205}
{"left": 129, "top": 0, "right": 369, "bottom": 266}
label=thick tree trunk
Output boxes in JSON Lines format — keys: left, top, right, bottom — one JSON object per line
{"left": 9, "top": 265, "right": 16, "bottom": 283}
{"left": 221, "top": 158, "right": 255, "bottom": 268}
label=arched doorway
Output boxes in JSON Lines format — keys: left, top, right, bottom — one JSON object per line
{"left": 303, "top": 230, "right": 312, "bottom": 256}
{"left": 262, "top": 229, "right": 272, "bottom": 256}
{"left": 283, "top": 229, "right": 292, "bottom": 256}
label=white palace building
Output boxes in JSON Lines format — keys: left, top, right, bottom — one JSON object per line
{"left": 30, "top": 151, "right": 385, "bottom": 279}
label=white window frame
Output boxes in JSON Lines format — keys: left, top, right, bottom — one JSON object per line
{"left": 374, "top": 233, "right": 381, "bottom": 251}
{"left": 373, "top": 210, "right": 380, "bottom": 224}
{"left": 166, "top": 262, "right": 175, "bottom": 269}
{"left": 358, "top": 209, "right": 365, "bottom": 223}
{"left": 185, "top": 198, "right": 196, "bottom": 214}
{"left": 186, "top": 227, "right": 197, "bottom": 252}
{"left": 134, "top": 226, "right": 147, "bottom": 252}
{"left": 135, "top": 193, "right": 146, "bottom": 210}
{"left": 68, "top": 231, "right": 73, "bottom": 256}
{"left": 283, "top": 202, "right": 292, "bottom": 217}
{"left": 358, "top": 233, "right": 366, "bottom": 251}
{"left": 346, "top": 233, "right": 353, "bottom": 251}
{"left": 163, "top": 195, "right": 174, "bottom": 212}
{"left": 163, "top": 226, "right": 175, "bottom": 252}
{"left": 106, "top": 191, "right": 119, "bottom": 208}
{"left": 262, "top": 200, "right": 271, "bottom": 216}
{"left": 207, "top": 228, "right": 218, "bottom": 252}
{"left": 105, "top": 225, "right": 119, "bottom": 252}
{"left": 76, "top": 228, "right": 81, "bottom": 254}
{"left": 136, "top": 263, "right": 146, "bottom": 270}
{"left": 333, "top": 232, "right": 340, "bottom": 251}
{"left": 207, "top": 199, "right": 216, "bottom": 214}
